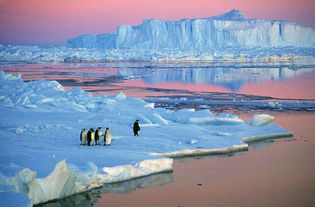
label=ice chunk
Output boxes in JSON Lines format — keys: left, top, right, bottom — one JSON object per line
{"left": 0, "top": 71, "right": 22, "bottom": 80}
{"left": 145, "top": 103, "right": 155, "bottom": 108}
{"left": 103, "top": 158, "right": 173, "bottom": 182}
{"left": 250, "top": 114, "right": 275, "bottom": 126}
{"left": 27, "top": 160, "right": 77, "bottom": 205}
{"left": 115, "top": 92, "right": 126, "bottom": 100}
{"left": 0, "top": 159, "right": 173, "bottom": 205}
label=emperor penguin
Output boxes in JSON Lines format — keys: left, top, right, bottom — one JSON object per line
{"left": 80, "top": 129, "right": 87, "bottom": 145}
{"left": 90, "top": 128, "right": 95, "bottom": 146}
{"left": 87, "top": 128, "right": 94, "bottom": 146}
{"left": 95, "top": 127, "right": 102, "bottom": 145}
{"left": 133, "top": 120, "right": 140, "bottom": 136}
{"left": 104, "top": 128, "right": 112, "bottom": 146}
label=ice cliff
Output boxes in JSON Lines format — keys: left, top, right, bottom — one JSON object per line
{"left": 67, "top": 9, "right": 315, "bottom": 49}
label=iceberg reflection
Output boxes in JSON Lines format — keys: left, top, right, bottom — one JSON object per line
{"left": 118, "top": 66, "right": 314, "bottom": 91}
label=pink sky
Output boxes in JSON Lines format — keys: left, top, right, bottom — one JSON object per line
{"left": 0, "top": 0, "right": 314, "bottom": 45}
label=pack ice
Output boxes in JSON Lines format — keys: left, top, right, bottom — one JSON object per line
{"left": 0, "top": 71, "right": 291, "bottom": 206}
{"left": 68, "top": 9, "right": 315, "bottom": 49}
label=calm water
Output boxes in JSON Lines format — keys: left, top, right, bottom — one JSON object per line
{"left": 2, "top": 62, "right": 315, "bottom": 207}
{"left": 2, "top": 62, "right": 315, "bottom": 99}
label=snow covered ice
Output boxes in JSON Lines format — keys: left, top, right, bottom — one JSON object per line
{"left": 1, "top": 44, "right": 314, "bottom": 63}
{"left": 0, "top": 71, "right": 292, "bottom": 206}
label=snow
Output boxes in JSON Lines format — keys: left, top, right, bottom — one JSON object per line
{"left": 0, "top": 71, "right": 291, "bottom": 205}
{"left": 67, "top": 9, "right": 315, "bottom": 50}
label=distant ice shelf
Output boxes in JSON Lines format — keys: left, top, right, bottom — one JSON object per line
{"left": 67, "top": 9, "right": 315, "bottom": 50}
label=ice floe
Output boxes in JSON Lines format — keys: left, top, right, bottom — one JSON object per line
{"left": 0, "top": 71, "right": 291, "bottom": 205}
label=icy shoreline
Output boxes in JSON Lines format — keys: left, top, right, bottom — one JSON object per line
{"left": 1, "top": 45, "right": 315, "bottom": 64}
{"left": 146, "top": 96, "right": 315, "bottom": 111}
{"left": 0, "top": 71, "right": 292, "bottom": 206}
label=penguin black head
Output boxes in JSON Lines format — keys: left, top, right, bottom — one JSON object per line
{"left": 106, "top": 127, "right": 109, "bottom": 130}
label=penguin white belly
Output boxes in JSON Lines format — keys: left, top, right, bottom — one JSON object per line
{"left": 81, "top": 132, "right": 87, "bottom": 145}
{"left": 105, "top": 132, "right": 112, "bottom": 145}
{"left": 90, "top": 133, "right": 95, "bottom": 146}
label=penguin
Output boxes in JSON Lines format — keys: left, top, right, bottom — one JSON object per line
{"left": 104, "top": 128, "right": 112, "bottom": 146}
{"left": 80, "top": 129, "right": 87, "bottom": 145}
{"left": 90, "top": 129, "right": 95, "bottom": 146}
{"left": 95, "top": 127, "right": 102, "bottom": 145}
{"left": 133, "top": 120, "right": 140, "bottom": 136}
{"left": 87, "top": 128, "right": 94, "bottom": 146}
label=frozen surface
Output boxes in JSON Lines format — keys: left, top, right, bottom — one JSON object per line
{"left": 67, "top": 10, "right": 315, "bottom": 49}
{"left": 1, "top": 45, "right": 315, "bottom": 63}
{"left": 146, "top": 97, "right": 315, "bottom": 111}
{"left": 0, "top": 71, "right": 290, "bottom": 205}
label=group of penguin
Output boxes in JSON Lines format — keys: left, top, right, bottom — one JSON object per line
{"left": 80, "top": 127, "right": 112, "bottom": 146}
{"left": 80, "top": 120, "right": 141, "bottom": 146}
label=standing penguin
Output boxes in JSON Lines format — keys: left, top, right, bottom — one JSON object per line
{"left": 104, "top": 128, "right": 112, "bottom": 146}
{"left": 90, "top": 129, "right": 95, "bottom": 146}
{"left": 87, "top": 128, "right": 94, "bottom": 146}
{"left": 133, "top": 120, "right": 140, "bottom": 136}
{"left": 95, "top": 127, "right": 102, "bottom": 145}
{"left": 80, "top": 129, "right": 87, "bottom": 145}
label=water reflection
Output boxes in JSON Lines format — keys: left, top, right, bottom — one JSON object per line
{"left": 36, "top": 172, "right": 173, "bottom": 207}
{"left": 2, "top": 63, "right": 315, "bottom": 99}
{"left": 118, "top": 66, "right": 314, "bottom": 92}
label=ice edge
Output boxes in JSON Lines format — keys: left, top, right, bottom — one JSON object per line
{"left": 149, "top": 144, "right": 249, "bottom": 158}
{"left": 242, "top": 132, "right": 294, "bottom": 143}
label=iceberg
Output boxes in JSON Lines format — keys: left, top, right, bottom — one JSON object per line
{"left": 67, "top": 9, "right": 315, "bottom": 49}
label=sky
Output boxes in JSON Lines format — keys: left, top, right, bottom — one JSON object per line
{"left": 0, "top": 0, "right": 314, "bottom": 45}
